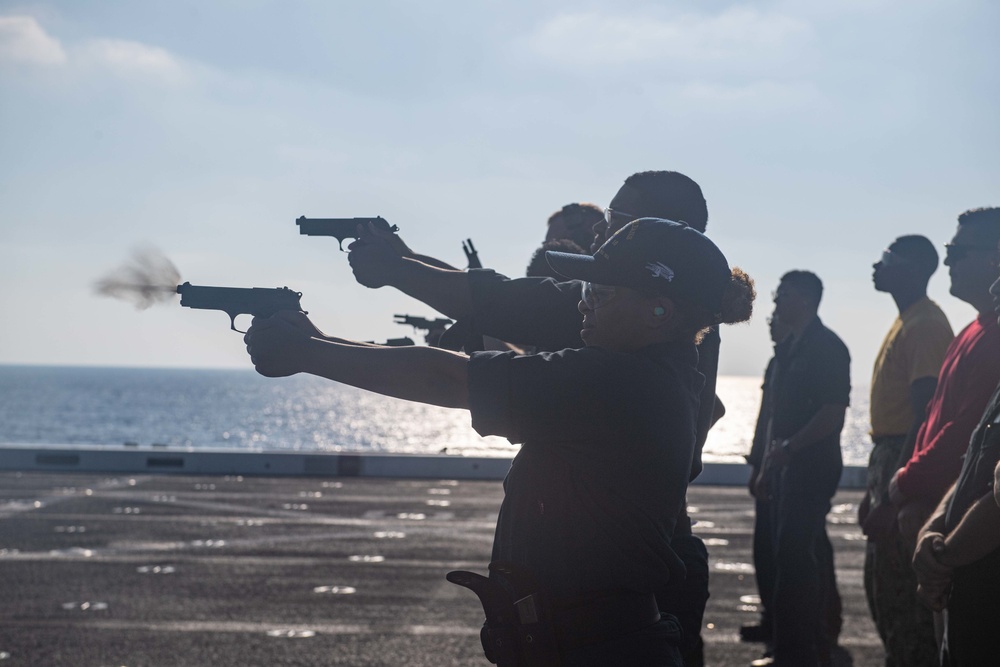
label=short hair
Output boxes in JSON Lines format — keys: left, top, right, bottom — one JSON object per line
{"left": 779, "top": 270, "right": 823, "bottom": 308}
{"left": 527, "top": 239, "right": 586, "bottom": 279}
{"left": 957, "top": 207, "right": 1000, "bottom": 247}
{"left": 623, "top": 171, "right": 709, "bottom": 233}
{"left": 546, "top": 203, "right": 603, "bottom": 248}
{"left": 890, "top": 235, "right": 939, "bottom": 278}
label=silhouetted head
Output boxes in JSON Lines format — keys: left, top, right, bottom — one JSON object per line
{"left": 772, "top": 270, "right": 822, "bottom": 331}
{"left": 591, "top": 171, "right": 709, "bottom": 252}
{"left": 526, "top": 238, "right": 586, "bottom": 279}
{"left": 946, "top": 207, "right": 1000, "bottom": 309}
{"left": 545, "top": 203, "right": 604, "bottom": 249}
{"left": 872, "top": 235, "right": 938, "bottom": 295}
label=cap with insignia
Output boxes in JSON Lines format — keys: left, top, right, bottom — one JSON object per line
{"left": 545, "top": 218, "right": 731, "bottom": 320}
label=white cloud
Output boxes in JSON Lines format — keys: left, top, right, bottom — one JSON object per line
{"left": 0, "top": 15, "right": 191, "bottom": 85}
{"left": 526, "top": 7, "right": 811, "bottom": 68}
{"left": 0, "top": 15, "right": 67, "bottom": 65}
{"left": 81, "top": 38, "right": 189, "bottom": 85}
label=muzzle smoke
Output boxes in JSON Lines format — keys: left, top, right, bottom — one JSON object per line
{"left": 94, "top": 247, "right": 182, "bottom": 310}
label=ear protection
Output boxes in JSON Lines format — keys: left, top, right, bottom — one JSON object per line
{"left": 653, "top": 306, "right": 665, "bottom": 316}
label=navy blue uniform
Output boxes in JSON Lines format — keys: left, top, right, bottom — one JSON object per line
{"left": 469, "top": 342, "right": 703, "bottom": 663}
{"left": 465, "top": 270, "right": 719, "bottom": 661}
{"left": 765, "top": 317, "right": 850, "bottom": 666}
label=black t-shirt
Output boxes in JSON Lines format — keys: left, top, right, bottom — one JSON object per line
{"left": 467, "top": 342, "right": 704, "bottom": 600}
{"left": 769, "top": 317, "right": 851, "bottom": 498}
{"left": 467, "top": 269, "right": 719, "bottom": 481}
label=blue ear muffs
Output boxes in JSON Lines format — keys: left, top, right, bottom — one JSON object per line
{"left": 653, "top": 306, "right": 665, "bottom": 316}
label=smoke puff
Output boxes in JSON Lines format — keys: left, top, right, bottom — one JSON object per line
{"left": 94, "top": 247, "right": 182, "bottom": 310}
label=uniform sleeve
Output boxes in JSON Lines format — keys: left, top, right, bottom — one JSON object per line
{"left": 467, "top": 348, "right": 621, "bottom": 444}
{"left": 467, "top": 270, "right": 585, "bottom": 352}
{"left": 901, "top": 317, "right": 954, "bottom": 384}
{"left": 811, "top": 335, "right": 851, "bottom": 407}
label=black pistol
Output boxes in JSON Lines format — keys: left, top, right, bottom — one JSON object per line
{"left": 393, "top": 314, "right": 454, "bottom": 332}
{"left": 296, "top": 216, "right": 400, "bottom": 251}
{"left": 176, "top": 282, "right": 305, "bottom": 333}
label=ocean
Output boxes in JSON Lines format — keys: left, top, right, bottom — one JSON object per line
{"left": 0, "top": 365, "right": 874, "bottom": 465}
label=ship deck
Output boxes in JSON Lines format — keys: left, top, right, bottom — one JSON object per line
{"left": 0, "top": 472, "right": 881, "bottom": 666}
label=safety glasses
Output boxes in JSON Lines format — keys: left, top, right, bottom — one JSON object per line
{"left": 945, "top": 243, "right": 997, "bottom": 264}
{"left": 878, "top": 248, "right": 909, "bottom": 267}
{"left": 581, "top": 281, "right": 618, "bottom": 309}
{"left": 603, "top": 207, "right": 637, "bottom": 226}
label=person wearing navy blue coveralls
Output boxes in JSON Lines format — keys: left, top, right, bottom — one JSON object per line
{"left": 244, "top": 218, "right": 755, "bottom": 665}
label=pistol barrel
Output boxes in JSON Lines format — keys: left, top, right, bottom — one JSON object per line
{"left": 295, "top": 216, "right": 397, "bottom": 236}
{"left": 176, "top": 282, "right": 304, "bottom": 332}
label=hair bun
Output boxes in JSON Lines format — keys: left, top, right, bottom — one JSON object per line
{"left": 719, "top": 267, "right": 755, "bottom": 325}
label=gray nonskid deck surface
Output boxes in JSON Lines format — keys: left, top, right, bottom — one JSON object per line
{"left": 0, "top": 473, "right": 882, "bottom": 666}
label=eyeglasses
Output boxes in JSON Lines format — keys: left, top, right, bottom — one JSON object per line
{"left": 581, "top": 281, "right": 618, "bottom": 309}
{"left": 604, "top": 208, "right": 637, "bottom": 226}
{"left": 945, "top": 243, "right": 997, "bottom": 264}
{"left": 878, "top": 249, "right": 910, "bottom": 267}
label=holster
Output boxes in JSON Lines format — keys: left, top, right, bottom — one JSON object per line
{"left": 447, "top": 562, "right": 561, "bottom": 666}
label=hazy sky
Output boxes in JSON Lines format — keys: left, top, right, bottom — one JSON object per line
{"left": 1, "top": 1, "right": 997, "bottom": 381}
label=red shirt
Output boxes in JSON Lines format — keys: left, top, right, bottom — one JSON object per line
{"left": 896, "top": 314, "right": 1000, "bottom": 502}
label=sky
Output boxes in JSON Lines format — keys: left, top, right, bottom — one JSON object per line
{"left": 1, "top": 0, "right": 997, "bottom": 381}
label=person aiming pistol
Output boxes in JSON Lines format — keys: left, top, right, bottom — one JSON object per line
{"left": 244, "top": 219, "right": 754, "bottom": 665}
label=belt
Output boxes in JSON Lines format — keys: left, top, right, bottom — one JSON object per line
{"left": 551, "top": 590, "right": 661, "bottom": 650}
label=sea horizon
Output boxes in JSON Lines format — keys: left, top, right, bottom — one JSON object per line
{"left": 0, "top": 364, "right": 874, "bottom": 465}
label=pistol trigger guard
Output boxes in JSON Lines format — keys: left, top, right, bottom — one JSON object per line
{"left": 228, "top": 313, "right": 247, "bottom": 334}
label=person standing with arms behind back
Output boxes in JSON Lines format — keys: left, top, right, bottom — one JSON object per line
{"left": 753, "top": 271, "right": 851, "bottom": 667}
{"left": 860, "top": 236, "right": 953, "bottom": 666}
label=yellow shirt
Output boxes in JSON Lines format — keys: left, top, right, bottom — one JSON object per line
{"left": 870, "top": 297, "right": 954, "bottom": 438}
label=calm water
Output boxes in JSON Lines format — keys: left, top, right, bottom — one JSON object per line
{"left": 0, "top": 365, "right": 873, "bottom": 465}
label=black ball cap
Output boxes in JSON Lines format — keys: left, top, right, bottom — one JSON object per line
{"left": 545, "top": 218, "right": 731, "bottom": 318}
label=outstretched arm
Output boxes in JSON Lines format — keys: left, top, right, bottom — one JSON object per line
{"left": 245, "top": 312, "right": 470, "bottom": 409}
{"left": 348, "top": 225, "right": 475, "bottom": 320}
